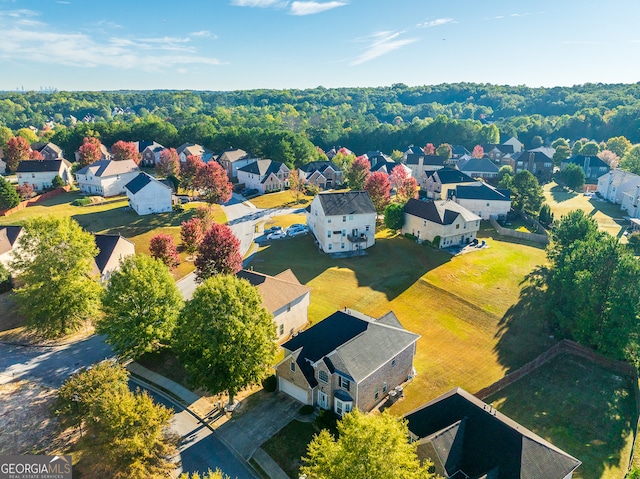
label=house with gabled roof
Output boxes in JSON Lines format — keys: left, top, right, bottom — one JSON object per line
{"left": 482, "top": 144, "right": 514, "bottom": 162}
{"left": 217, "top": 148, "right": 259, "bottom": 179}
{"left": 406, "top": 153, "right": 448, "bottom": 181}
{"left": 31, "top": 142, "right": 63, "bottom": 160}
{"left": 237, "top": 268, "right": 311, "bottom": 343}
{"left": 139, "top": 141, "right": 165, "bottom": 167}
{"left": 307, "top": 191, "right": 376, "bottom": 254}
{"left": 502, "top": 136, "right": 524, "bottom": 154}
{"left": 92, "top": 234, "right": 135, "bottom": 283}
{"left": 0, "top": 226, "right": 23, "bottom": 269}
{"left": 403, "top": 198, "right": 481, "bottom": 247}
{"left": 450, "top": 145, "right": 470, "bottom": 160}
{"left": 457, "top": 157, "right": 500, "bottom": 181}
{"left": 511, "top": 150, "right": 554, "bottom": 182}
{"left": 176, "top": 143, "right": 214, "bottom": 163}
{"left": 405, "top": 387, "right": 581, "bottom": 479}
{"left": 597, "top": 169, "right": 640, "bottom": 214}
{"left": 124, "top": 172, "right": 173, "bottom": 215}
{"left": 16, "top": 159, "right": 72, "bottom": 192}
{"left": 276, "top": 309, "right": 420, "bottom": 415}
{"left": 423, "top": 167, "right": 480, "bottom": 199}
{"left": 299, "top": 161, "right": 343, "bottom": 190}
{"left": 236, "top": 159, "right": 290, "bottom": 194}
{"left": 448, "top": 183, "right": 511, "bottom": 220}
{"left": 75, "top": 159, "right": 140, "bottom": 197}
{"left": 562, "top": 155, "right": 610, "bottom": 180}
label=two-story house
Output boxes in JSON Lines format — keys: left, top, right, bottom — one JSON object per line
{"left": 176, "top": 143, "right": 214, "bottom": 163}
{"left": 299, "top": 161, "right": 343, "bottom": 190}
{"left": 236, "top": 160, "right": 290, "bottom": 194}
{"left": 15, "top": 159, "right": 72, "bottom": 191}
{"left": 237, "top": 269, "right": 311, "bottom": 343}
{"left": 276, "top": 309, "right": 420, "bottom": 415}
{"left": 217, "top": 148, "right": 259, "bottom": 180}
{"left": 75, "top": 159, "right": 140, "bottom": 197}
{"left": 562, "top": 155, "right": 610, "bottom": 180}
{"left": 307, "top": 191, "right": 376, "bottom": 254}
{"left": 448, "top": 183, "right": 511, "bottom": 220}
{"left": 511, "top": 150, "right": 554, "bottom": 183}
{"left": 402, "top": 198, "right": 481, "bottom": 247}
{"left": 92, "top": 234, "right": 135, "bottom": 283}
{"left": 139, "top": 142, "right": 165, "bottom": 167}
{"left": 423, "top": 167, "right": 479, "bottom": 199}
{"left": 31, "top": 142, "right": 63, "bottom": 160}
{"left": 124, "top": 172, "right": 173, "bottom": 215}
{"left": 457, "top": 157, "right": 500, "bottom": 181}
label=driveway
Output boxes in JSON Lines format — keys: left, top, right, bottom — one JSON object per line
{"left": 216, "top": 392, "right": 301, "bottom": 459}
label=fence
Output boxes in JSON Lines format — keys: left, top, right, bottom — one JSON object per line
{"left": 489, "top": 217, "right": 549, "bottom": 244}
{"left": 476, "top": 339, "right": 636, "bottom": 400}
{"left": 0, "top": 186, "right": 71, "bottom": 217}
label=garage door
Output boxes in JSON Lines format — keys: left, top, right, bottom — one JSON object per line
{"left": 278, "top": 377, "right": 309, "bottom": 404}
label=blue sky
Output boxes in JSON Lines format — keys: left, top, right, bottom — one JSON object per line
{"left": 1, "top": 0, "right": 639, "bottom": 91}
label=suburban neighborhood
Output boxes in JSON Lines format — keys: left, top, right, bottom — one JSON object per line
{"left": 0, "top": 86, "right": 640, "bottom": 479}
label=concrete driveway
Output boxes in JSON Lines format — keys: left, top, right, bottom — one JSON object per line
{"left": 216, "top": 392, "right": 301, "bottom": 459}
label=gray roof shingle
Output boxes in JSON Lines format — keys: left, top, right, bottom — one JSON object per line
{"left": 316, "top": 191, "right": 376, "bottom": 216}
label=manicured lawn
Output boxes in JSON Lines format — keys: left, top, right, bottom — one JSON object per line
{"left": 248, "top": 190, "right": 313, "bottom": 210}
{"left": 251, "top": 227, "right": 551, "bottom": 414}
{"left": 0, "top": 192, "right": 227, "bottom": 279}
{"left": 485, "top": 353, "right": 637, "bottom": 479}
{"left": 261, "top": 420, "right": 316, "bottom": 478}
{"left": 544, "top": 182, "right": 628, "bottom": 238}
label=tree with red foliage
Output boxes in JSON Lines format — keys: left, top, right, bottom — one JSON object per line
{"left": 471, "top": 145, "right": 484, "bottom": 158}
{"left": 78, "top": 137, "right": 103, "bottom": 167}
{"left": 194, "top": 161, "right": 233, "bottom": 204}
{"left": 194, "top": 204, "right": 216, "bottom": 231}
{"left": 423, "top": 143, "right": 435, "bottom": 155}
{"left": 390, "top": 166, "right": 419, "bottom": 204}
{"left": 111, "top": 141, "right": 141, "bottom": 164}
{"left": 180, "top": 155, "right": 203, "bottom": 194}
{"left": 346, "top": 155, "right": 370, "bottom": 190}
{"left": 365, "top": 171, "right": 391, "bottom": 215}
{"left": 156, "top": 148, "right": 180, "bottom": 178}
{"left": 15, "top": 183, "right": 35, "bottom": 200}
{"left": 149, "top": 234, "right": 180, "bottom": 270}
{"left": 5, "top": 136, "right": 30, "bottom": 172}
{"left": 29, "top": 149, "right": 44, "bottom": 160}
{"left": 195, "top": 223, "right": 242, "bottom": 282}
{"left": 181, "top": 218, "right": 205, "bottom": 255}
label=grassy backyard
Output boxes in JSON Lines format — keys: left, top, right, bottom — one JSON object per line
{"left": 247, "top": 190, "right": 313, "bottom": 209}
{"left": 544, "top": 182, "right": 628, "bottom": 238}
{"left": 0, "top": 191, "right": 227, "bottom": 279}
{"left": 486, "top": 353, "right": 638, "bottom": 479}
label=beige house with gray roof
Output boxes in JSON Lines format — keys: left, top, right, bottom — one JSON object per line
{"left": 75, "top": 159, "right": 140, "bottom": 197}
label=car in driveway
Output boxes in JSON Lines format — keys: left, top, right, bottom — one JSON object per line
{"left": 267, "top": 230, "right": 287, "bottom": 240}
{"left": 286, "top": 225, "right": 308, "bottom": 237}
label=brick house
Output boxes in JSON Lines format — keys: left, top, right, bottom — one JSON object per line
{"left": 299, "top": 161, "right": 343, "bottom": 190}
{"left": 276, "top": 309, "right": 419, "bottom": 415}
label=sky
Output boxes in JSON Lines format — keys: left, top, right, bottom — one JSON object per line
{"left": 1, "top": 0, "right": 639, "bottom": 91}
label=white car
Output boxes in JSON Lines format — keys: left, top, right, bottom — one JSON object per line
{"left": 286, "top": 225, "right": 308, "bottom": 237}
{"left": 267, "top": 230, "right": 287, "bottom": 240}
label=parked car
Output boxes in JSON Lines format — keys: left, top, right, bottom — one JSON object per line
{"left": 242, "top": 188, "right": 258, "bottom": 197}
{"left": 267, "top": 231, "right": 287, "bottom": 240}
{"left": 264, "top": 226, "right": 283, "bottom": 235}
{"left": 286, "top": 225, "right": 308, "bottom": 237}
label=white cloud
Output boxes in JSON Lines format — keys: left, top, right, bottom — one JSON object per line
{"left": 416, "top": 18, "right": 453, "bottom": 28}
{"left": 0, "top": 12, "right": 222, "bottom": 71}
{"left": 231, "top": 0, "right": 283, "bottom": 6}
{"left": 289, "top": 1, "right": 346, "bottom": 15}
{"left": 351, "top": 30, "right": 417, "bottom": 66}
{"left": 190, "top": 30, "right": 215, "bottom": 38}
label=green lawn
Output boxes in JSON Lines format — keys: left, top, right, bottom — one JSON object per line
{"left": 486, "top": 353, "right": 637, "bottom": 479}
{"left": 261, "top": 420, "right": 317, "bottom": 478}
{"left": 544, "top": 182, "right": 628, "bottom": 238}
{"left": 247, "top": 190, "right": 313, "bottom": 210}
{"left": 0, "top": 192, "right": 227, "bottom": 279}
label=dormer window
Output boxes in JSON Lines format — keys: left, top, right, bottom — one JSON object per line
{"left": 318, "top": 370, "right": 328, "bottom": 383}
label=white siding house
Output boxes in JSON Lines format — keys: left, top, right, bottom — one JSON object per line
{"left": 75, "top": 160, "right": 140, "bottom": 197}
{"left": 92, "top": 234, "right": 135, "bottom": 283}
{"left": 307, "top": 191, "right": 376, "bottom": 254}
{"left": 402, "top": 198, "right": 481, "bottom": 248}
{"left": 597, "top": 169, "right": 640, "bottom": 205}
{"left": 124, "top": 172, "right": 173, "bottom": 215}
{"left": 15, "top": 159, "right": 72, "bottom": 192}
{"left": 448, "top": 183, "right": 511, "bottom": 220}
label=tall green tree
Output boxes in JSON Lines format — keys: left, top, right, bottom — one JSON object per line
{"left": 97, "top": 255, "right": 183, "bottom": 360}
{"left": 173, "top": 275, "right": 276, "bottom": 404}
{"left": 10, "top": 216, "right": 101, "bottom": 337}
{"left": 621, "top": 145, "right": 640, "bottom": 175}
{"left": 0, "top": 176, "right": 20, "bottom": 209}
{"left": 553, "top": 144, "right": 572, "bottom": 166}
{"left": 580, "top": 141, "right": 600, "bottom": 156}
{"left": 384, "top": 202, "right": 405, "bottom": 230}
{"left": 509, "top": 170, "right": 544, "bottom": 217}
{"left": 435, "top": 143, "right": 452, "bottom": 160}
{"left": 301, "top": 410, "right": 436, "bottom": 479}
{"left": 558, "top": 163, "right": 585, "bottom": 191}
{"left": 606, "top": 136, "right": 632, "bottom": 158}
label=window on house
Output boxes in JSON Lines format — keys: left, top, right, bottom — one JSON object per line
{"left": 339, "top": 376, "right": 350, "bottom": 391}
{"left": 279, "top": 324, "right": 284, "bottom": 336}
{"left": 328, "top": 244, "right": 332, "bottom": 250}
{"left": 287, "top": 303, "right": 291, "bottom": 312}
{"left": 342, "top": 229, "right": 346, "bottom": 236}
{"left": 290, "top": 362, "right": 296, "bottom": 372}
{"left": 342, "top": 216, "right": 346, "bottom": 222}
{"left": 341, "top": 243, "right": 345, "bottom": 249}
{"left": 391, "top": 358, "right": 396, "bottom": 367}
{"left": 382, "top": 382, "right": 388, "bottom": 393}
{"left": 318, "top": 370, "right": 328, "bottom": 383}
{"left": 456, "top": 224, "right": 460, "bottom": 229}
{"left": 328, "top": 231, "right": 331, "bottom": 238}
{"left": 349, "top": 215, "right": 353, "bottom": 220}
{"left": 328, "top": 218, "right": 332, "bottom": 223}
{"left": 365, "top": 225, "right": 370, "bottom": 232}
{"left": 375, "top": 388, "right": 379, "bottom": 400}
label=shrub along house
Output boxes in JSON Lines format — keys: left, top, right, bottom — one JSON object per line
{"left": 402, "top": 198, "right": 481, "bottom": 248}
{"left": 276, "top": 309, "right": 420, "bottom": 415}
{"left": 15, "top": 159, "right": 72, "bottom": 192}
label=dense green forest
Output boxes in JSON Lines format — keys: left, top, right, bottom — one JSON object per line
{"left": 1, "top": 82, "right": 639, "bottom": 166}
